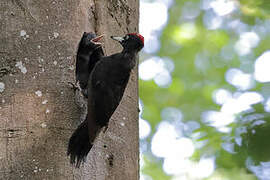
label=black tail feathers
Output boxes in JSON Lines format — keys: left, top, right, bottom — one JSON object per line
{"left": 67, "top": 120, "right": 92, "bottom": 168}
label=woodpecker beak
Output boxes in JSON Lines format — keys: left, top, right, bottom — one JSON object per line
{"left": 111, "top": 36, "right": 124, "bottom": 43}
{"left": 91, "top": 35, "right": 104, "bottom": 45}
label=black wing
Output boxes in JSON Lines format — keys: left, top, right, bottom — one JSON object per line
{"left": 88, "top": 58, "right": 131, "bottom": 128}
{"left": 75, "top": 32, "right": 104, "bottom": 98}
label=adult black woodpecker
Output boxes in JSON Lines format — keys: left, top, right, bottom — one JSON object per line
{"left": 67, "top": 33, "right": 144, "bottom": 167}
{"left": 75, "top": 32, "right": 104, "bottom": 98}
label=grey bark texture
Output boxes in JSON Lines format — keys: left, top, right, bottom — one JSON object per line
{"left": 0, "top": 0, "right": 139, "bottom": 179}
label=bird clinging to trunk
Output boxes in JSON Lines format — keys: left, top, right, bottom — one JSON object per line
{"left": 68, "top": 33, "right": 144, "bottom": 167}
{"left": 75, "top": 32, "right": 104, "bottom": 98}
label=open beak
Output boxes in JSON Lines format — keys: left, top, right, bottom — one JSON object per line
{"left": 111, "top": 36, "right": 124, "bottom": 43}
{"left": 91, "top": 35, "right": 104, "bottom": 45}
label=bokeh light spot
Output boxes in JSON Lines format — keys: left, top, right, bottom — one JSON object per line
{"left": 255, "top": 50, "right": 270, "bottom": 82}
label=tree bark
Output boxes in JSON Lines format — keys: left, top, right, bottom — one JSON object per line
{"left": 0, "top": 0, "right": 139, "bottom": 179}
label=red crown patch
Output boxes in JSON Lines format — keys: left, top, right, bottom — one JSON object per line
{"left": 128, "top": 33, "right": 144, "bottom": 45}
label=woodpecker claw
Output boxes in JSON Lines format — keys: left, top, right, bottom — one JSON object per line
{"left": 68, "top": 81, "right": 81, "bottom": 91}
{"left": 102, "top": 125, "right": 109, "bottom": 133}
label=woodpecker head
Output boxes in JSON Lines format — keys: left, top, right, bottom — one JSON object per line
{"left": 80, "top": 32, "right": 104, "bottom": 49}
{"left": 111, "top": 33, "right": 144, "bottom": 52}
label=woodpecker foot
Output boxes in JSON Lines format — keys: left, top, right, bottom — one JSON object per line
{"left": 102, "top": 125, "right": 109, "bottom": 133}
{"left": 68, "top": 81, "right": 81, "bottom": 91}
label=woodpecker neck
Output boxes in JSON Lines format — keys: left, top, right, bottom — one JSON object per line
{"left": 78, "top": 46, "right": 89, "bottom": 55}
{"left": 120, "top": 50, "right": 137, "bottom": 69}
{"left": 122, "top": 48, "right": 138, "bottom": 56}
{"left": 78, "top": 45, "right": 101, "bottom": 55}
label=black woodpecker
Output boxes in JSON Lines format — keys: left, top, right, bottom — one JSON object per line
{"left": 67, "top": 33, "right": 144, "bottom": 167}
{"left": 75, "top": 32, "right": 104, "bottom": 98}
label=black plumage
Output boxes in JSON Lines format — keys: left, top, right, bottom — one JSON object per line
{"left": 68, "top": 33, "right": 144, "bottom": 167}
{"left": 75, "top": 32, "right": 104, "bottom": 98}
{"left": 68, "top": 32, "right": 104, "bottom": 167}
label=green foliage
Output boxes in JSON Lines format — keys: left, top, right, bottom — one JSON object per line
{"left": 206, "top": 168, "right": 256, "bottom": 180}
{"left": 239, "top": 0, "right": 270, "bottom": 20}
{"left": 140, "top": 0, "right": 270, "bottom": 179}
{"left": 142, "top": 156, "right": 171, "bottom": 180}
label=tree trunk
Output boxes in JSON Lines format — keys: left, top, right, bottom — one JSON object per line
{"left": 0, "top": 0, "right": 139, "bottom": 179}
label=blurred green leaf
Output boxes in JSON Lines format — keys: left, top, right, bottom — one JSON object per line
{"left": 140, "top": 0, "right": 270, "bottom": 179}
